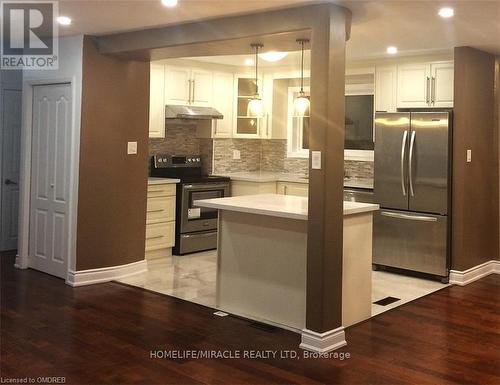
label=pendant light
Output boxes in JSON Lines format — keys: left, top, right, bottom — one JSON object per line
{"left": 247, "top": 43, "right": 264, "bottom": 118}
{"left": 294, "top": 38, "right": 310, "bottom": 117}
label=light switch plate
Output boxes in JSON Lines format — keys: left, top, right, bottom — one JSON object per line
{"left": 127, "top": 141, "right": 138, "bottom": 155}
{"left": 233, "top": 150, "right": 241, "bottom": 160}
{"left": 311, "top": 151, "right": 322, "bottom": 170}
{"left": 466, "top": 149, "right": 472, "bottom": 163}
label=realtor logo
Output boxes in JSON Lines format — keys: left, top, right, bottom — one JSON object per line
{"left": 1, "top": 1, "right": 58, "bottom": 69}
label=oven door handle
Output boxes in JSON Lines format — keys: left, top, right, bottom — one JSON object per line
{"left": 182, "top": 232, "right": 216, "bottom": 238}
{"left": 183, "top": 183, "right": 229, "bottom": 190}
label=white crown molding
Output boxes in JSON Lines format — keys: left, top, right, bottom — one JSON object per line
{"left": 300, "top": 327, "right": 346, "bottom": 353}
{"left": 66, "top": 259, "right": 147, "bottom": 287}
{"left": 449, "top": 260, "right": 500, "bottom": 286}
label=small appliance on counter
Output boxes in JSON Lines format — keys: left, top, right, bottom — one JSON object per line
{"left": 373, "top": 111, "right": 452, "bottom": 282}
{"left": 150, "top": 154, "right": 230, "bottom": 255}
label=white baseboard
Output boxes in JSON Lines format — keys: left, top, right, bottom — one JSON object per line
{"left": 14, "top": 253, "right": 28, "bottom": 269}
{"left": 449, "top": 260, "right": 500, "bottom": 286}
{"left": 66, "top": 259, "right": 147, "bottom": 287}
{"left": 300, "top": 327, "right": 346, "bottom": 353}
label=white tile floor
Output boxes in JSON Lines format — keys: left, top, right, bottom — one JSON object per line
{"left": 117, "top": 250, "right": 449, "bottom": 317}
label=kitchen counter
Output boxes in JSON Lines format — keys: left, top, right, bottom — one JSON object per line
{"left": 195, "top": 193, "right": 377, "bottom": 331}
{"left": 344, "top": 177, "right": 374, "bottom": 189}
{"left": 148, "top": 177, "right": 180, "bottom": 185}
{"left": 214, "top": 171, "right": 308, "bottom": 184}
{"left": 195, "top": 194, "right": 379, "bottom": 220}
{"left": 214, "top": 171, "right": 373, "bottom": 189}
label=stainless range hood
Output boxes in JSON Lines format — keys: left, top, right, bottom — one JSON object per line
{"left": 165, "top": 105, "right": 223, "bottom": 120}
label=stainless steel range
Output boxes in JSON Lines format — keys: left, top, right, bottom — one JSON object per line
{"left": 150, "top": 155, "right": 230, "bottom": 255}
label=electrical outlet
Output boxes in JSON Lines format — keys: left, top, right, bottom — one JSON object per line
{"left": 233, "top": 150, "right": 241, "bottom": 160}
{"left": 127, "top": 141, "right": 138, "bottom": 155}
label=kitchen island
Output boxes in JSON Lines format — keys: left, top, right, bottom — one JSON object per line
{"left": 195, "top": 194, "right": 379, "bottom": 331}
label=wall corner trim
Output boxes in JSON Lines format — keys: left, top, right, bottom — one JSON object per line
{"left": 300, "top": 327, "right": 347, "bottom": 353}
{"left": 449, "top": 260, "right": 500, "bottom": 286}
{"left": 66, "top": 259, "right": 147, "bottom": 287}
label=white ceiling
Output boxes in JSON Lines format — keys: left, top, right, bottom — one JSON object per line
{"left": 58, "top": 0, "right": 500, "bottom": 60}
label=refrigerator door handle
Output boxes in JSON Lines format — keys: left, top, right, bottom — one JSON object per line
{"left": 409, "top": 130, "right": 416, "bottom": 197}
{"left": 400, "top": 130, "right": 408, "bottom": 196}
{"left": 380, "top": 211, "right": 438, "bottom": 222}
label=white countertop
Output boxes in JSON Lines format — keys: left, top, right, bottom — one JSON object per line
{"left": 344, "top": 178, "right": 374, "bottom": 189}
{"left": 195, "top": 194, "right": 379, "bottom": 220}
{"left": 215, "top": 172, "right": 373, "bottom": 189}
{"left": 148, "top": 177, "right": 180, "bottom": 185}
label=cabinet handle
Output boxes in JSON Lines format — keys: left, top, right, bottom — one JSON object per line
{"left": 147, "top": 208, "right": 165, "bottom": 213}
{"left": 431, "top": 77, "right": 436, "bottom": 105}
{"left": 284, "top": 185, "right": 288, "bottom": 195}
{"left": 188, "top": 80, "right": 193, "bottom": 104}
{"left": 426, "top": 77, "right": 431, "bottom": 105}
{"left": 191, "top": 79, "right": 196, "bottom": 104}
{"left": 146, "top": 235, "right": 164, "bottom": 240}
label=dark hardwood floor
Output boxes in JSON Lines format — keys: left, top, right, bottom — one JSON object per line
{"left": 1, "top": 251, "right": 499, "bottom": 385}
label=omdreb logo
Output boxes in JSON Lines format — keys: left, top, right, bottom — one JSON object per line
{"left": 1, "top": 1, "right": 59, "bottom": 69}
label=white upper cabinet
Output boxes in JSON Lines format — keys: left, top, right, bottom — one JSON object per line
{"left": 233, "top": 74, "right": 265, "bottom": 138}
{"left": 375, "top": 65, "right": 397, "bottom": 112}
{"left": 164, "top": 66, "right": 213, "bottom": 107}
{"left": 149, "top": 63, "right": 166, "bottom": 138}
{"left": 431, "top": 62, "right": 454, "bottom": 108}
{"left": 164, "top": 66, "right": 191, "bottom": 105}
{"left": 397, "top": 63, "right": 431, "bottom": 108}
{"left": 397, "top": 61, "right": 454, "bottom": 108}
{"left": 212, "top": 72, "right": 234, "bottom": 138}
{"left": 190, "top": 69, "right": 213, "bottom": 106}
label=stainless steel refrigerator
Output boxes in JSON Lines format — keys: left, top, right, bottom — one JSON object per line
{"left": 373, "top": 112, "right": 451, "bottom": 281}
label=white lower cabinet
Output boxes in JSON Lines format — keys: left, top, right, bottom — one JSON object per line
{"left": 145, "top": 182, "right": 176, "bottom": 259}
{"left": 276, "top": 182, "right": 309, "bottom": 197}
{"left": 230, "top": 180, "right": 277, "bottom": 196}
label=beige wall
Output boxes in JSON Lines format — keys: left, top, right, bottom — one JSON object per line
{"left": 76, "top": 36, "right": 150, "bottom": 270}
{"left": 452, "top": 47, "right": 499, "bottom": 271}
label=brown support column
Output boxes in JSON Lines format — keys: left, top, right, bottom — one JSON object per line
{"left": 301, "top": 8, "right": 349, "bottom": 352}
{"left": 93, "top": 3, "right": 351, "bottom": 351}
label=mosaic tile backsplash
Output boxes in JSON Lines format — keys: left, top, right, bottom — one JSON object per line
{"left": 149, "top": 127, "right": 374, "bottom": 180}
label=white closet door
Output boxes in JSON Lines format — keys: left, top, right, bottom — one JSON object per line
{"left": 1, "top": 88, "right": 22, "bottom": 251}
{"left": 29, "top": 83, "right": 72, "bottom": 279}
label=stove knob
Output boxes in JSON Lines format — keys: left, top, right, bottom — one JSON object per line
{"left": 196, "top": 158, "right": 200, "bottom": 162}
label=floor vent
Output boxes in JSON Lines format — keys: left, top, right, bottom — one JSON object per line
{"left": 213, "top": 311, "right": 229, "bottom": 317}
{"left": 249, "top": 322, "right": 278, "bottom": 333}
{"left": 373, "top": 296, "right": 401, "bottom": 306}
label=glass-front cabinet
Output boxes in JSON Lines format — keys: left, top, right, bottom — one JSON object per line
{"left": 233, "top": 75, "right": 265, "bottom": 138}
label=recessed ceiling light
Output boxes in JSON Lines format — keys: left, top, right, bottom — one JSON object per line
{"left": 244, "top": 58, "right": 255, "bottom": 66}
{"left": 386, "top": 46, "right": 398, "bottom": 54}
{"left": 438, "top": 7, "right": 454, "bottom": 18}
{"left": 161, "top": 0, "right": 178, "bottom": 7}
{"left": 57, "top": 16, "right": 72, "bottom": 26}
{"left": 259, "top": 51, "right": 288, "bottom": 62}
